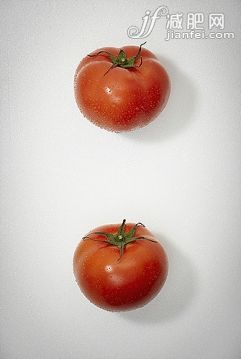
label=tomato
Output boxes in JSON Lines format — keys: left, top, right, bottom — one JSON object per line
{"left": 74, "top": 43, "right": 170, "bottom": 132}
{"left": 73, "top": 220, "right": 168, "bottom": 311}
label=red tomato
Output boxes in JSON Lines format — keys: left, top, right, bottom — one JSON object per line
{"left": 74, "top": 43, "right": 170, "bottom": 132}
{"left": 73, "top": 220, "right": 168, "bottom": 311}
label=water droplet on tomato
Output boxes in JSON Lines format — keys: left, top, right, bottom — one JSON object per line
{"left": 105, "top": 265, "right": 112, "bottom": 272}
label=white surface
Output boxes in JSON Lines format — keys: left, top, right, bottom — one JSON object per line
{"left": 0, "top": 1, "right": 241, "bottom": 358}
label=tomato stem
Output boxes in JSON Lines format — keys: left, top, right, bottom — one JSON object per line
{"left": 88, "top": 42, "right": 147, "bottom": 75}
{"left": 83, "top": 219, "right": 157, "bottom": 259}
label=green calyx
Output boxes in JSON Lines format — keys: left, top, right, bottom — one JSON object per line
{"left": 88, "top": 42, "right": 146, "bottom": 75}
{"left": 83, "top": 219, "right": 157, "bottom": 259}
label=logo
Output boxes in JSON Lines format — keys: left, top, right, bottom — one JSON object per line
{"left": 127, "top": 6, "right": 235, "bottom": 40}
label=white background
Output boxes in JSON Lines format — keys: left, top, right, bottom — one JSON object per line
{"left": 1, "top": 1, "right": 241, "bottom": 358}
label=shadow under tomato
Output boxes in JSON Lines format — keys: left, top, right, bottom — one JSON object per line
{"left": 122, "top": 55, "right": 197, "bottom": 143}
{"left": 119, "top": 234, "right": 198, "bottom": 323}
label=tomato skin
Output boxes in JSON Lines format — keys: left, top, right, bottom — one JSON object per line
{"left": 74, "top": 45, "right": 170, "bottom": 132}
{"left": 73, "top": 222, "right": 168, "bottom": 311}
